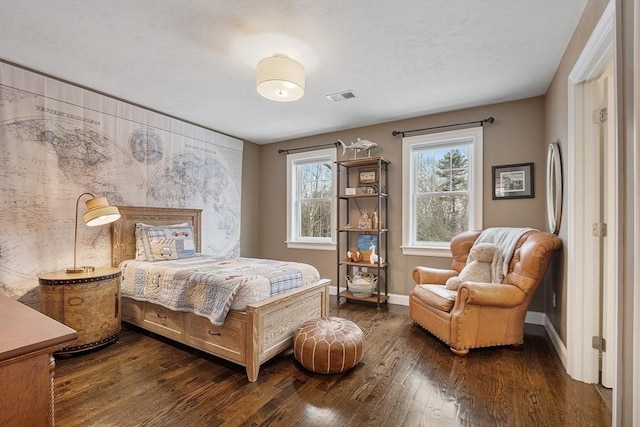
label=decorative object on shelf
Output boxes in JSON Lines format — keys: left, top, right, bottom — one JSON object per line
{"left": 357, "top": 212, "right": 371, "bottom": 229}
{"left": 345, "top": 187, "right": 357, "bottom": 195}
{"left": 369, "top": 245, "right": 384, "bottom": 264}
{"left": 346, "top": 250, "right": 362, "bottom": 263}
{"left": 346, "top": 274, "right": 378, "bottom": 299}
{"left": 357, "top": 168, "right": 377, "bottom": 185}
{"left": 546, "top": 143, "right": 562, "bottom": 235}
{"left": 492, "top": 162, "right": 534, "bottom": 199}
{"left": 67, "top": 193, "right": 121, "bottom": 273}
{"left": 337, "top": 138, "right": 378, "bottom": 158}
{"left": 372, "top": 211, "right": 379, "bottom": 229}
{"left": 357, "top": 234, "right": 378, "bottom": 259}
{"left": 256, "top": 55, "right": 305, "bottom": 102}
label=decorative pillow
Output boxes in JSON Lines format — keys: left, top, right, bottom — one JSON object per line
{"left": 135, "top": 222, "right": 189, "bottom": 261}
{"left": 139, "top": 224, "right": 195, "bottom": 262}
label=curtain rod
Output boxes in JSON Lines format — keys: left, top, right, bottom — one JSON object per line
{"left": 391, "top": 116, "right": 495, "bottom": 137}
{"left": 278, "top": 141, "right": 339, "bottom": 154}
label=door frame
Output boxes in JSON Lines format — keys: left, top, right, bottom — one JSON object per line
{"left": 566, "top": 0, "right": 617, "bottom": 386}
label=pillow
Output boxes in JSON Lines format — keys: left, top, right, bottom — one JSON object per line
{"left": 139, "top": 224, "right": 195, "bottom": 262}
{"left": 135, "top": 222, "right": 188, "bottom": 261}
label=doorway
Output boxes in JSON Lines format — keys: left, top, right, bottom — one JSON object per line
{"left": 595, "top": 63, "right": 616, "bottom": 390}
{"left": 566, "top": 0, "right": 618, "bottom": 399}
{"left": 586, "top": 62, "right": 617, "bottom": 405}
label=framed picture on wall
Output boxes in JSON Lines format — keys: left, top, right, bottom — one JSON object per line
{"left": 492, "top": 162, "right": 534, "bottom": 199}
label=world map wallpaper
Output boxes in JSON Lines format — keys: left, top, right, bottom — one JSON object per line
{"left": 0, "top": 62, "right": 243, "bottom": 305}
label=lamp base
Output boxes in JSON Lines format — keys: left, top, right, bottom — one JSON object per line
{"left": 66, "top": 266, "right": 96, "bottom": 274}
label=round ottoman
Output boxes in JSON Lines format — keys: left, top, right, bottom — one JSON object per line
{"left": 293, "top": 317, "right": 365, "bottom": 374}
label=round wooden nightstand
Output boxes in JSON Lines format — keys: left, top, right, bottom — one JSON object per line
{"left": 38, "top": 267, "right": 122, "bottom": 355}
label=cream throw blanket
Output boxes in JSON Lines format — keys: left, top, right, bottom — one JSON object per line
{"left": 467, "top": 227, "right": 537, "bottom": 282}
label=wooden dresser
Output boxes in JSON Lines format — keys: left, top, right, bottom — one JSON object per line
{"left": 0, "top": 294, "right": 77, "bottom": 426}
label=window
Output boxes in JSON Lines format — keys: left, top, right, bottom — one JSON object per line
{"left": 402, "top": 127, "right": 483, "bottom": 256}
{"left": 286, "top": 148, "right": 336, "bottom": 250}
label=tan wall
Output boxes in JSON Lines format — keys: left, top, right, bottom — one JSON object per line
{"left": 254, "top": 96, "right": 548, "bottom": 309}
{"left": 543, "top": 0, "right": 609, "bottom": 344}
{"left": 240, "top": 140, "right": 261, "bottom": 258}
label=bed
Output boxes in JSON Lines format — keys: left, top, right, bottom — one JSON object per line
{"left": 111, "top": 206, "right": 330, "bottom": 382}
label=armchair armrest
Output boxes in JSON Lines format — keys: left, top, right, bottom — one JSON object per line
{"left": 413, "top": 266, "right": 459, "bottom": 285}
{"left": 456, "top": 282, "right": 526, "bottom": 308}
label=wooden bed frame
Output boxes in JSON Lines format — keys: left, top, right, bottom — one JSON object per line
{"left": 111, "top": 206, "right": 330, "bottom": 382}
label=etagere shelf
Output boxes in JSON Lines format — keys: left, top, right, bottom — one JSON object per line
{"left": 336, "top": 156, "right": 389, "bottom": 308}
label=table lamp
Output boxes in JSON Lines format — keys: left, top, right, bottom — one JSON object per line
{"left": 67, "top": 192, "right": 121, "bottom": 273}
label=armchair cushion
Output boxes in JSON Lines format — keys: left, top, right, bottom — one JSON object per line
{"left": 414, "top": 285, "right": 457, "bottom": 312}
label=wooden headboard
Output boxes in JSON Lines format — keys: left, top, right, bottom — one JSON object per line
{"left": 111, "top": 206, "right": 202, "bottom": 267}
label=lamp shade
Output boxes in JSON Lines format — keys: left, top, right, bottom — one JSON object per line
{"left": 67, "top": 193, "right": 121, "bottom": 273}
{"left": 256, "top": 56, "right": 305, "bottom": 102}
{"left": 83, "top": 197, "right": 121, "bottom": 226}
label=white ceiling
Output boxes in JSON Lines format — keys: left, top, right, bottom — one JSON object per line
{"left": 0, "top": 0, "right": 587, "bottom": 144}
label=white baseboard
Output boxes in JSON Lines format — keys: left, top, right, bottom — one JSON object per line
{"left": 526, "top": 311, "right": 569, "bottom": 369}
{"left": 525, "top": 311, "right": 546, "bottom": 325}
{"left": 329, "top": 286, "right": 568, "bottom": 369}
{"left": 542, "top": 314, "right": 568, "bottom": 369}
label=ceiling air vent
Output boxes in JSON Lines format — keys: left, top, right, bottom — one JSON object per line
{"left": 326, "top": 91, "right": 356, "bottom": 102}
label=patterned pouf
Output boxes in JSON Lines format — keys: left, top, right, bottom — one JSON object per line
{"left": 293, "top": 317, "right": 365, "bottom": 374}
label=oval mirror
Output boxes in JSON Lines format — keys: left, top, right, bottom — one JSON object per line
{"left": 546, "top": 143, "right": 563, "bottom": 235}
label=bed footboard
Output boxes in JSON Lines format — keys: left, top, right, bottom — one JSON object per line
{"left": 245, "top": 278, "right": 330, "bottom": 381}
{"left": 121, "top": 279, "right": 330, "bottom": 382}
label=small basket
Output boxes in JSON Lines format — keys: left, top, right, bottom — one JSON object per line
{"left": 346, "top": 274, "right": 378, "bottom": 299}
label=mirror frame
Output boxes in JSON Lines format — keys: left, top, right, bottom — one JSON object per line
{"left": 546, "top": 143, "right": 563, "bottom": 235}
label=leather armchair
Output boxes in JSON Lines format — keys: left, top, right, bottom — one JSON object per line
{"left": 409, "top": 229, "right": 562, "bottom": 355}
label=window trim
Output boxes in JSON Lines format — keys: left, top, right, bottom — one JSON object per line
{"left": 285, "top": 148, "right": 336, "bottom": 250}
{"left": 401, "top": 126, "right": 483, "bottom": 257}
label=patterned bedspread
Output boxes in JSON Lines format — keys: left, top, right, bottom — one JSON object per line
{"left": 119, "top": 255, "right": 320, "bottom": 326}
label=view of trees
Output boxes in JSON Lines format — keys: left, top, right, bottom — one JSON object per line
{"left": 298, "top": 162, "right": 332, "bottom": 238}
{"left": 294, "top": 147, "right": 469, "bottom": 242}
{"left": 414, "top": 147, "right": 469, "bottom": 242}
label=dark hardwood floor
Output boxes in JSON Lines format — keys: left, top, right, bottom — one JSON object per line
{"left": 53, "top": 300, "right": 611, "bottom": 426}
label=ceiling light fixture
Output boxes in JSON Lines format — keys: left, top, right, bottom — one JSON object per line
{"left": 256, "top": 55, "right": 305, "bottom": 102}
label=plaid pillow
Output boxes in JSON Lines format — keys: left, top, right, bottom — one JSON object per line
{"left": 137, "top": 223, "right": 195, "bottom": 262}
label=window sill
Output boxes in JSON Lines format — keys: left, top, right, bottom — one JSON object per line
{"left": 401, "top": 245, "right": 452, "bottom": 258}
{"left": 285, "top": 241, "right": 336, "bottom": 251}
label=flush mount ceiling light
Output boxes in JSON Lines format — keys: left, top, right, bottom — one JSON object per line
{"left": 256, "top": 56, "right": 305, "bottom": 102}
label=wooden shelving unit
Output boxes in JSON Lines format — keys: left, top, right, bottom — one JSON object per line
{"left": 336, "top": 156, "right": 389, "bottom": 308}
